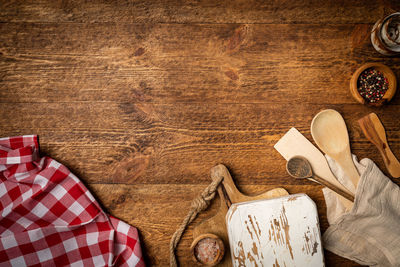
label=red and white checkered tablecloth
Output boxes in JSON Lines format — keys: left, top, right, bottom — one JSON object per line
{"left": 0, "top": 135, "right": 145, "bottom": 266}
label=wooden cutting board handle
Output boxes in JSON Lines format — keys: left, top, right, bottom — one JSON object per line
{"left": 192, "top": 164, "right": 289, "bottom": 266}
{"left": 358, "top": 113, "right": 400, "bottom": 178}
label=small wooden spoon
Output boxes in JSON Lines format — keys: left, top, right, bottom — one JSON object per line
{"left": 311, "top": 109, "right": 360, "bottom": 189}
{"left": 287, "top": 156, "right": 354, "bottom": 202}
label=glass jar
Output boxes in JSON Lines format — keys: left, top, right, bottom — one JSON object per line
{"left": 371, "top": 12, "right": 400, "bottom": 56}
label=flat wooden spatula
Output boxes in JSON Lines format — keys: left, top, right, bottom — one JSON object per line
{"left": 358, "top": 113, "right": 400, "bottom": 178}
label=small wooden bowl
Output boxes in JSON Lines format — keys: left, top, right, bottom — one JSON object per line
{"left": 190, "top": 233, "right": 225, "bottom": 266}
{"left": 350, "top": 63, "right": 397, "bottom": 106}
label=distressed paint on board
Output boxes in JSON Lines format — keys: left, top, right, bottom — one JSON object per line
{"left": 226, "top": 194, "right": 324, "bottom": 267}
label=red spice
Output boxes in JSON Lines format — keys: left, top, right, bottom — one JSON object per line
{"left": 357, "top": 68, "right": 389, "bottom": 103}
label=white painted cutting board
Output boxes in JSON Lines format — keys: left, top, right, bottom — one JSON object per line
{"left": 226, "top": 194, "right": 325, "bottom": 267}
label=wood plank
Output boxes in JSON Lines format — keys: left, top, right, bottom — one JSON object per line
{"left": 1, "top": 102, "right": 399, "bottom": 185}
{"left": 89, "top": 183, "right": 361, "bottom": 266}
{"left": 1, "top": 23, "right": 400, "bottom": 105}
{"left": 0, "top": 0, "right": 397, "bottom": 24}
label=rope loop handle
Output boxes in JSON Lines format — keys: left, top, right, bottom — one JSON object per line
{"left": 169, "top": 173, "right": 224, "bottom": 267}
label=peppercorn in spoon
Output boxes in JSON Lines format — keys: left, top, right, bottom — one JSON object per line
{"left": 287, "top": 156, "right": 354, "bottom": 202}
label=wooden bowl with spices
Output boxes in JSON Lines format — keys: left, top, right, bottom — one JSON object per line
{"left": 350, "top": 63, "right": 397, "bottom": 106}
{"left": 190, "top": 233, "right": 225, "bottom": 266}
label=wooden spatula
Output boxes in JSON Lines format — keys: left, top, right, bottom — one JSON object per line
{"left": 274, "top": 127, "right": 354, "bottom": 210}
{"left": 358, "top": 113, "right": 400, "bottom": 178}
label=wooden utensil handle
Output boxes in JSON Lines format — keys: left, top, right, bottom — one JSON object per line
{"left": 335, "top": 154, "right": 360, "bottom": 189}
{"left": 384, "top": 148, "right": 400, "bottom": 178}
{"left": 312, "top": 174, "right": 355, "bottom": 202}
{"left": 358, "top": 113, "right": 400, "bottom": 178}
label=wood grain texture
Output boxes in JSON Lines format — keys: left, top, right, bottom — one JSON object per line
{"left": 1, "top": 1, "right": 400, "bottom": 266}
{"left": 0, "top": 0, "right": 397, "bottom": 24}
{"left": 1, "top": 23, "right": 400, "bottom": 105}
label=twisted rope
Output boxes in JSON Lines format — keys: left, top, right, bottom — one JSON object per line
{"left": 169, "top": 175, "right": 224, "bottom": 267}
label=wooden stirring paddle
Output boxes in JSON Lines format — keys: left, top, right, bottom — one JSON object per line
{"left": 287, "top": 156, "right": 354, "bottom": 202}
{"left": 358, "top": 113, "right": 400, "bottom": 178}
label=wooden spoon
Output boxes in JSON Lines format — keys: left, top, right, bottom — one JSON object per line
{"left": 311, "top": 109, "right": 360, "bottom": 189}
{"left": 358, "top": 113, "right": 400, "bottom": 178}
{"left": 287, "top": 156, "right": 354, "bottom": 202}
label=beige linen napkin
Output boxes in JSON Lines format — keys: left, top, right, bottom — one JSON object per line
{"left": 323, "top": 154, "right": 361, "bottom": 223}
{"left": 322, "top": 155, "right": 400, "bottom": 266}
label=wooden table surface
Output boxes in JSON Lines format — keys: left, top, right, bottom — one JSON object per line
{"left": 1, "top": 1, "right": 400, "bottom": 266}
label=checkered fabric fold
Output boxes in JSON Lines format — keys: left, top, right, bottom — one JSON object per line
{"left": 0, "top": 135, "right": 145, "bottom": 266}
